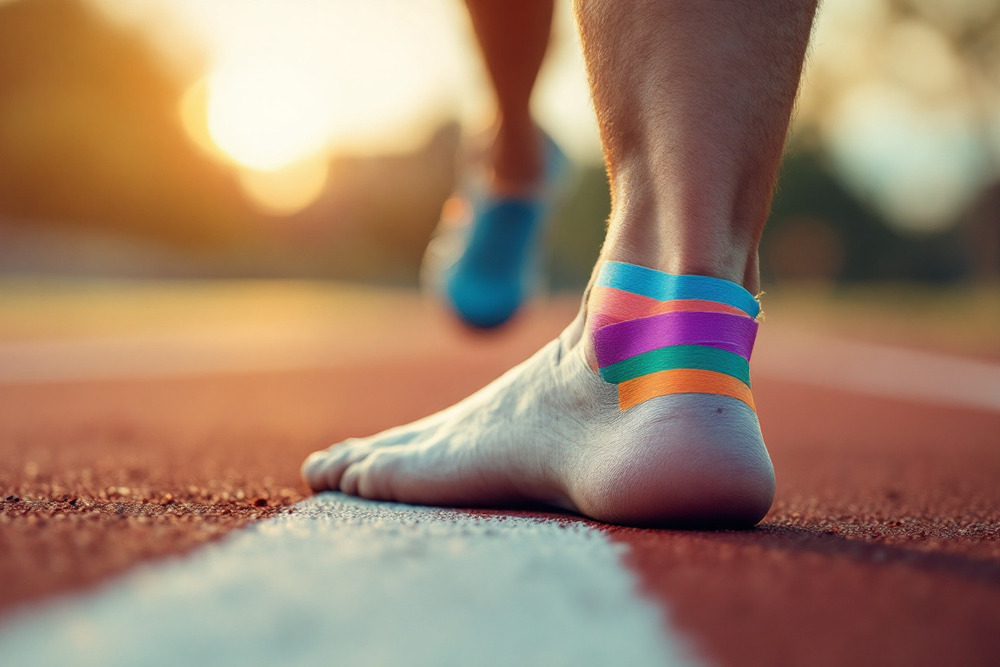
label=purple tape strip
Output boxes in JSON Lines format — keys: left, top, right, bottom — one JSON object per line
{"left": 593, "top": 311, "right": 758, "bottom": 367}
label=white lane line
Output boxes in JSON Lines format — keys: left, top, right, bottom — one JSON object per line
{"left": 0, "top": 494, "right": 701, "bottom": 667}
{"left": 0, "top": 327, "right": 416, "bottom": 384}
{"left": 753, "top": 328, "right": 1000, "bottom": 412}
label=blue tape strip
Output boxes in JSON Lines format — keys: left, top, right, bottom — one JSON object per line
{"left": 596, "top": 261, "right": 760, "bottom": 318}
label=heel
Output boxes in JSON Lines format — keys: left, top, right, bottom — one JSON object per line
{"left": 572, "top": 394, "right": 775, "bottom": 528}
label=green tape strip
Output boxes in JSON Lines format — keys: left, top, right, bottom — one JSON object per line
{"left": 598, "top": 344, "right": 751, "bottom": 386}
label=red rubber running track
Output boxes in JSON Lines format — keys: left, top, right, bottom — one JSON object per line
{"left": 1, "top": 292, "right": 998, "bottom": 666}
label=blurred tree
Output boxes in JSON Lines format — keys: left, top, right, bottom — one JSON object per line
{"left": 791, "top": 0, "right": 1000, "bottom": 282}
{"left": 766, "top": 144, "right": 972, "bottom": 285}
{"left": 765, "top": 145, "right": 899, "bottom": 284}
{"left": 896, "top": 0, "right": 1000, "bottom": 281}
{"left": 547, "top": 165, "right": 609, "bottom": 290}
{"left": 0, "top": 0, "right": 255, "bottom": 247}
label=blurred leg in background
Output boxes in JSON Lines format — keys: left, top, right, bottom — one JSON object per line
{"left": 464, "top": 0, "right": 552, "bottom": 194}
{"left": 305, "top": 0, "right": 817, "bottom": 527}
{"left": 424, "top": 0, "right": 569, "bottom": 329}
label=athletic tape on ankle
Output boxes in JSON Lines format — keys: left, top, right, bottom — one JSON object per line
{"left": 591, "top": 262, "right": 760, "bottom": 411}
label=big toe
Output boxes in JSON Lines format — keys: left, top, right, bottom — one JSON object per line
{"left": 301, "top": 451, "right": 330, "bottom": 491}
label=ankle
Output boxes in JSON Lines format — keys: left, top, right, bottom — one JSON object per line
{"left": 490, "top": 116, "right": 544, "bottom": 194}
{"left": 602, "top": 233, "right": 761, "bottom": 295}
{"left": 601, "top": 167, "right": 766, "bottom": 292}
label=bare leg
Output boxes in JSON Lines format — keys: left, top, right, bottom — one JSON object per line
{"left": 464, "top": 0, "right": 553, "bottom": 192}
{"left": 578, "top": 0, "right": 816, "bottom": 293}
{"left": 304, "top": 1, "right": 818, "bottom": 527}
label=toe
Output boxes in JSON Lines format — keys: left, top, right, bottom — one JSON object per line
{"left": 341, "top": 449, "right": 400, "bottom": 500}
{"left": 339, "top": 461, "right": 361, "bottom": 496}
{"left": 301, "top": 442, "right": 373, "bottom": 492}
{"left": 301, "top": 451, "right": 329, "bottom": 491}
{"left": 356, "top": 453, "right": 391, "bottom": 499}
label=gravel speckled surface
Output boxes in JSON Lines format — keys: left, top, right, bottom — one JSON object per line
{"left": 0, "top": 304, "right": 561, "bottom": 614}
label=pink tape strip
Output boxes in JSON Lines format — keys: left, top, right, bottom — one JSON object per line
{"left": 588, "top": 286, "right": 751, "bottom": 332}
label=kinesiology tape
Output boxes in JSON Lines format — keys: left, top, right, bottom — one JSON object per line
{"left": 591, "top": 261, "right": 760, "bottom": 411}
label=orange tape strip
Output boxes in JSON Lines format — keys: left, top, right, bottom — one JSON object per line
{"left": 617, "top": 368, "right": 756, "bottom": 411}
{"left": 589, "top": 286, "right": 749, "bottom": 331}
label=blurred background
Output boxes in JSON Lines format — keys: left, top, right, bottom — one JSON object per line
{"left": 0, "top": 0, "right": 997, "bottom": 345}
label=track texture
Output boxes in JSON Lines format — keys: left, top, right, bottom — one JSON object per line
{"left": 1, "top": 300, "right": 998, "bottom": 666}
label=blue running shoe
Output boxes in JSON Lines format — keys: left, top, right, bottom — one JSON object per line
{"left": 421, "top": 132, "right": 570, "bottom": 329}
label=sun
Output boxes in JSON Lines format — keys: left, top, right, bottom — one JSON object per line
{"left": 180, "top": 59, "right": 336, "bottom": 215}
{"left": 205, "top": 60, "right": 335, "bottom": 171}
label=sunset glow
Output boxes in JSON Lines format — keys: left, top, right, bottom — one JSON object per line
{"left": 238, "top": 157, "right": 329, "bottom": 216}
{"left": 118, "top": 0, "right": 598, "bottom": 216}
{"left": 206, "top": 61, "right": 334, "bottom": 171}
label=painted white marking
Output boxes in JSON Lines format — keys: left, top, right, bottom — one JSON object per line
{"left": 0, "top": 494, "right": 700, "bottom": 667}
{"left": 0, "top": 326, "right": 418, "bottom": 384}
{"left": 753, "top": 328, "right": 1000, "bottom": 412}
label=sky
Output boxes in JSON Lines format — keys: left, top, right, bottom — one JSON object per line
{"left": 89, "top": 0, "right": 597, "bottom": 215}
{"left": 96, "top": 0, "right": 600, "bottom": 158}
{"left": 87, "top": 0, "right": 998, "bottom": 230}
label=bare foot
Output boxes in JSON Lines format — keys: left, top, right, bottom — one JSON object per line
{"left": 302, "top": 306, "right": 775, "bottom": 528}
